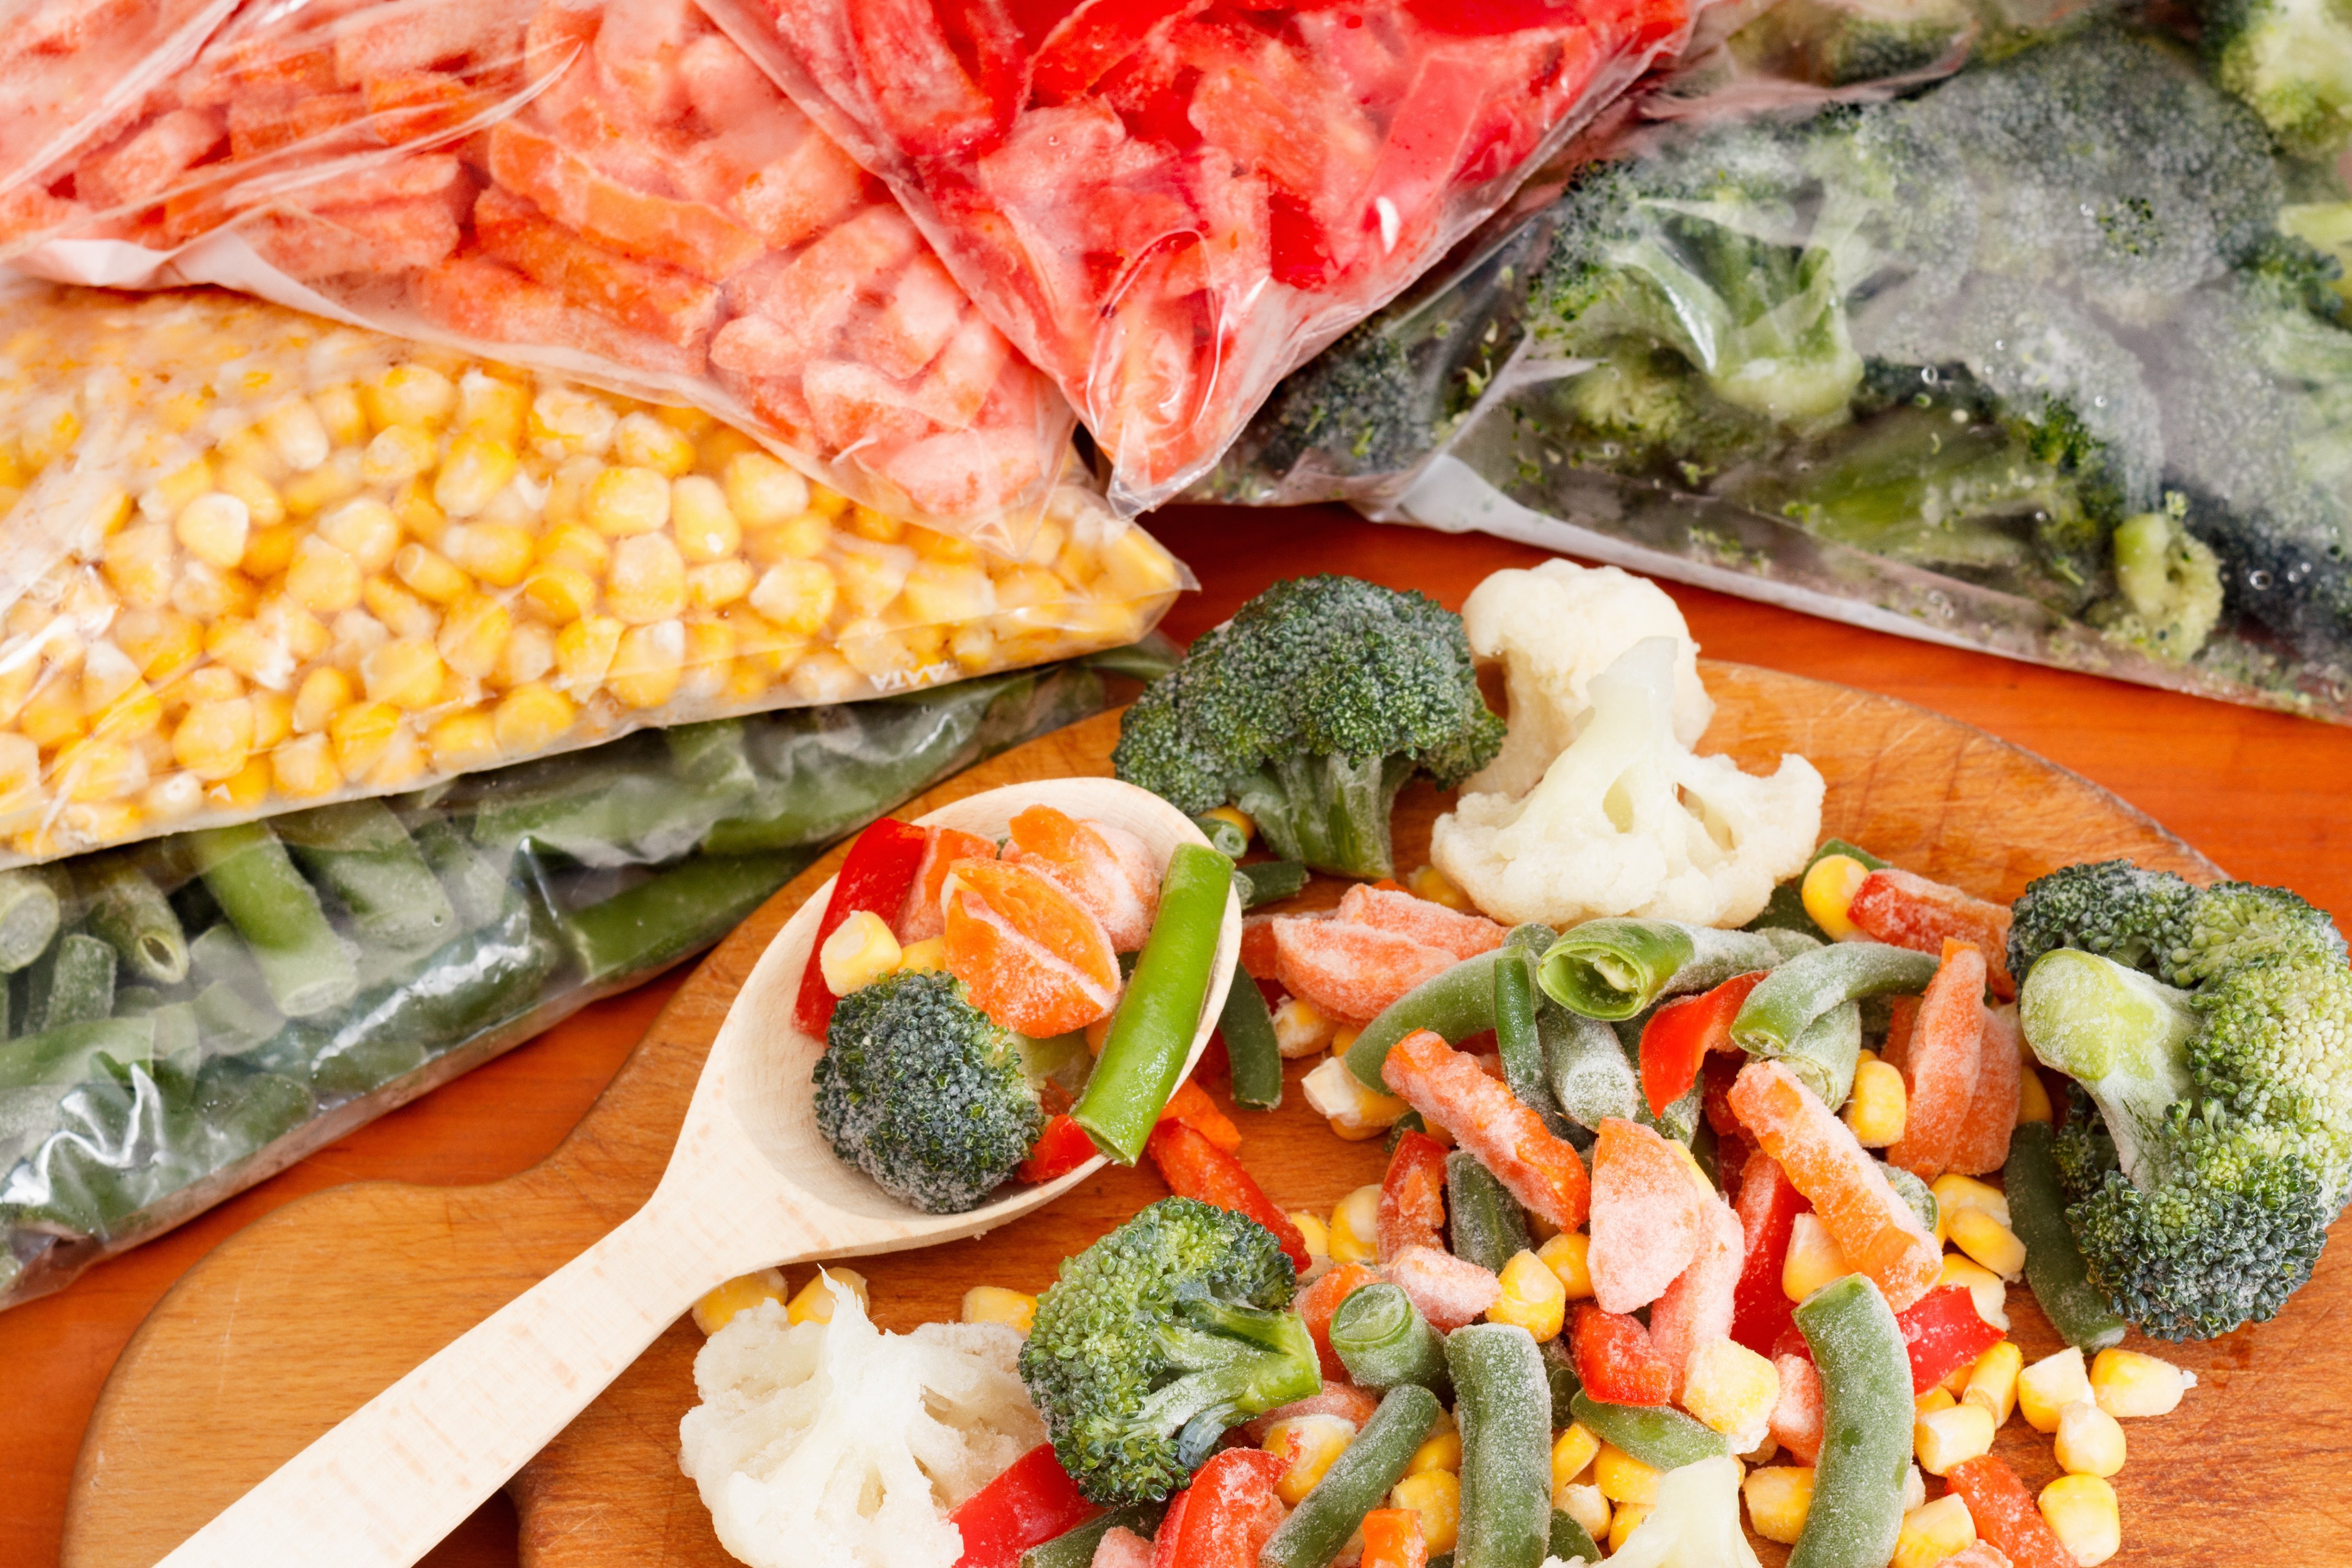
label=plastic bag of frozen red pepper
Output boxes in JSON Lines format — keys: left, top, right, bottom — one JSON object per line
{"left": 0, "top": 0, "right": 1077, "bottom": 547}
{"left": 703, "top": 0, "right": 1703, "bottom": 513}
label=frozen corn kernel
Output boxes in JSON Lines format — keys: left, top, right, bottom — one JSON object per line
{"left": 361, "top": 638, "right": 446, "bottom": 711}
{"left": 1609, "top": 1503, "right": 1651, "bottom": 1553}
{"left": 1913, "top": 1400, "right": 1996, "bottom": 1476}
{"left": 175, "top": 492, "right": 251, "bottom": 571}
{"left": 609, "top": 534, "right": 688, "bottom": 624}
{"left": 1289, "top": 1212, "right": 1331, "bottom": 1267}
{"left": 1803, "top": 854, "right": 1872, "bottom": 940}
{"left": 2056, "top": 1398, "right": 2126, "bottom": 1478}
{"left": 672, "top": 475, "right": 741, "bottom": 562}
{"left": 1302, "top": 1055, "right": 1409, "bottom": 1140}
{"left": 585, "top": 464, "right": 672, "bottom": 536}
{"left": 2016, "top": 1067, "right": 2054, "bottom": 1124}
{"left": 1552, "top": 1482, "right": 1609, "bottom": 1543}
{"left": 750, "top": 559, "right": 838, "bottom": 635}
{"left": 610, "top": 620, "right": 687, "bottom": 709}
{"left": 1963, "top": 1340, "right": 2022, "bottom": 1426}
{"left": 1594, "top": 1444, "right": 1659, "bottom": 1507}
{"left": 260, "top": 398, "right": 330, "bottom": 472}
{"left": 556, "top": 615, "right": 624, "bottom": 690}
{"left": 1489, "top": 1249, "right": 1567, "bottom": 1341}
{"left": 1388, "top": 1471, "right": 1459, "bottom": 1557}
{"left": 1930, "top": 1174, "right": 2010, "bottom": 1230}
{"left": 694, "top": 1269, "right": 787, "bottom": 1335}
{"left": 171, "top": 698, "right": 254, "bottom": 782}
{"left": 1264, "top": 1413, "right": 1358, "bottom": 1505}
{"left": 1892, "top": 1494, "right": 1976, "bottom": 1568}
{"left": 1843, "top": 1058, "right": 1908, "bottom": 1146}
{"left": 1329, "top": 1183, "right": 1382, "bottom": 1265}
{"left": 1408, "top": 1429, "right": 1465, "bottom": 1478}
{"left": 2090, "top": 1349, "right": 2195, "bottom": 1417}
{"left": 1783, "top": 1212, "right": 1853, "bottom": 1301}
{"left": 1402, "top": 863, "right": 1473, "bottom": 913}
{"left": 785, "top": 1267, "right": 868, "bottom": 1325}
{"left": 1532, "top": 1233, "right": 1594, "bottom": 1305}
{"left": 821, "top": 909, "right": 902, "bottom": 998}
{"left": 368, "top": 364, "right": 457, "bottom": 430}
{"left": 1940, "top": 1254, "right": 2008, "bottom": 1332}
{"left": 492, "top": 683, "right": 576, "bottom": 754}
{"left": 1550, "top": 1424, "right": 1600, "bottom": 1492}
{"left": 2039, "top": 1474, "right": 2120, "bottom": 1565}
{"left": 960, "top": 1286, "right": 1036, "bottom": 1334}
{"left": 458, "top": 372, "right": 529, "bottom": 445}
{"left": 615, "top": 411, "right": 697, "bottom": 477}
{"left": 425, "top": 710, "right": 499, "bottom": 774}
{"left": 2019, "top": 1347, "right": 2091, "bottom": 1434}
{"left": 1948, "top": 1209, "right": 2026, "bottom": 1282}
{"left": 1916, "top": 1386, "right": 1957, "bottom": 1417}
{"left": 897, "top": 937, "right": 947, "bottom": 974}
{"left": 1271, "top": 995, "right": 1337, "bottom": 1058}
{"left": 1683, "top": 1337, "right": 1781, "bottom": 1447}
{"left": 1744, "top": 1466, "right": 1814, "bottom": 1545}
{"left": 328, "top": 701, "right": 402, "bottom": 779}
{"left": 270, "top": 733, "right": 340, "bottom": 798}
{"left": 318, "top": 498, "right": 401, "bottom": 574}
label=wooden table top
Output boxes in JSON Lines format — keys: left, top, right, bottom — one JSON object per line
{"left": 6, "top": 502, "right": 2348, "bottom": 1568}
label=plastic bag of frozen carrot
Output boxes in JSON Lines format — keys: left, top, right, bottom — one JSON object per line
{"left": 0, "top": 0, "right": 1078, "bottom": 543}
{"left": 702, "top": 0, "right": 1704, "bottom": 513}
{"left": 0, "top": 282, "right": 1187, "bottom": 866}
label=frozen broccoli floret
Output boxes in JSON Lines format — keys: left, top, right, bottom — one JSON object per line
{"left": 1728, "top": 0, "right": 1979, "bottom": 87}
{"left": 1247, "top": 326, "right": 1432, "bottom": 480}
{"left": 2203, "top": 0, "right": 2352, "bottom": 157}
{"left": 2088, "top": 505, "right": 2227, "bottom": 660}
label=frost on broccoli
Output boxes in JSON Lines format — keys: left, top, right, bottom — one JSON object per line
{"left": 2202, "top": 0, "right": 2352, "bottom": 156}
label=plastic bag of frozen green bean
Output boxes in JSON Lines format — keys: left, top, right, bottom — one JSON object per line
{"left": 0, "top": 651, "right": 1129, "bottom": 1310}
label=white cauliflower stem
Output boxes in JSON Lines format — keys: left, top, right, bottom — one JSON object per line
{"left": 1433, "top": 636, "right": 1821, "bottom": 929}
{"left": 680, "top": 1274, "right": 1045, "bottom": 1568}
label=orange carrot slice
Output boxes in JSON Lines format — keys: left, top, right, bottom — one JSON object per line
{"left": 944, "top": 859, "right": 1120, "bottom": 1036}
{"left": 1886, "top": 939, "right": 1987, "bottom": 1180}
{"left": 1647, "top": 1195, "right": 1745, "bottom": 1402}
{"left": 1005, "top": 803, "right": 1160, "bottom": 952}
{"left": 1946, "top": 1002, "right": 2023, "bottom": 1177}
{"left": 1334, "top": 883, "right": 1507, "bottom": 962}
{"left": 1587, "top": 1117, "right": 1709, "bottom": 1314}
{"left": 1382, "top": 1029, "right": 1590, "bottom": 1231}
{"left": 1273, "top": 918, "right": 1457, "bottom": 1024}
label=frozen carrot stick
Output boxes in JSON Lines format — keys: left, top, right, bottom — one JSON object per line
{"left": 1886, "top": 939, "right": 1987, "bottom": 1180}
{"left": 1382, "top": 1029, "right": 1590, "bottom": 1231}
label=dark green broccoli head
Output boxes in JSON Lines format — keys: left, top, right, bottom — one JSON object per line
{"left": 2201, "top": 0, "right": 2352, "bottom": 158}
{"left": 812, "top": 969, "right": 1042, "bottom": 1215}
{"left": 1019, "top": 1197, "right": 1317, "bottom": 1503}
{"left": 2008, "top": 860, "right": 2205, "bottom": 980}
{"left": 1248, "top": 327, "right": 1428, "bottom": 480}
{"left": 1112, "top": 575, "right": 1502, "bottom": 879}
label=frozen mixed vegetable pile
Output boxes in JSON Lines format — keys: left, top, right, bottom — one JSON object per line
{"left": 688, "top": 569, "right": 2352, "bottom": 1568}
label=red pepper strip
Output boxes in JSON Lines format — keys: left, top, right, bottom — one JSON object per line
{"left": 794, "top": 817, "right": 930, "bottom": 1036}
{"left": 1847, "top": 867, "right": 2017, "bottom": 1000}
{"left": 1150, "top": 1448, "right": 1289, "bottom": 1568}
{"left": 1895, "top": 1286, "right": 2004, "bottom": 1394}
{"left": 1146, "top": 1120, "right": 1310, "bottom": 1271}
{"left": 1359, "top": 1508, "right": 1428, "bottom": 1568}
{"left": 1571, "top": 1303, "right": 1676, "bottom": 1406}
{"left": 1296, "top": 1262, "right": 1380, "bottom": 1381}
{"left": 949, "top": 1443, "right": 1099, "bottom": 1568}
{"left": 1945, "top": 1456, "right": 2083, "bottom": 1568}
{"left": 1701, "top": 1050, "right": 1745, "bottom": 1138}
{"left": 1639, "top": 971, "right": 1768, "bottom": 1117}
{"left": 1730, "top": 1154, "right": 1809, "bottom": 1358}
{"left": 1018, "top": 1114, "right": 1097, "bottom": 1184}
{"left": 1377, "top": 1130, "right": 1449, "bottom": 1262}
{"left": 1158, "top": 1079, "right": 1242, "bottom": 1152}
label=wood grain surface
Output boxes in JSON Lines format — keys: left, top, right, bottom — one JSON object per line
{"left": 10, "top": 506, "right": 2352, "bottom": 1568}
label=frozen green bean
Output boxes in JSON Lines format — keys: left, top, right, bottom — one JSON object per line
{"left": 189, "top": 822, "right": 358, "bottom": 1019}
{"left": 1018, "top": 1501, "right": 1166, "bottom": 1568}
{"left": 1569, "top": 1391, "right": 1728, "bottom": 1470}
{"left": 278, "top": 800, "right": 458, "bottom": 953}
{"left": 1734, "top": 946, "right": 1934, "bottom": 1104}
{"left": 1447, "top": 1150, "right": 1531, "bottom": 1274}
{"left": 82, "top": 859, "right": 188, "bottom": 984}
{"left": 1547, "top": 1008, "right": 1640, "bottom": 1132}
{"left": 1548, "top": 1510, "right": 1600, "bottom": 1564}
{"left": 1330, "top": 1282, "right": 1450, "bottom": 1394}
{"left": 1233, "top": 859, "right": 1309, "bottom": 908}
{"left": 1191, "top": 813, "right": 1248, "bottom": 858}
{"left": 0, "top": 1015, "right": 153, "bottom": 1090}
{"left": 557, "top": 851, "right": 812, "bottom": 986}
{"left": 1346, "top": 948, "right": 1514, "bottom": 1090}
{"left": 27, "top": 933, "right": 116, "bottom": 1031}
{"left": 2007, "top": 1121, "right": 2127, "bottom": 1353}
{"left": 1447, "top": 1324, "right": 1552, "bottom": 1568}
{"left": 1790, "top": 1275, "right": 1910, "bottom": 1568}
{"left": 1218, "top": 970, "right": 1283, "bottom": 1111}
{"left": 1539, "top": 920, "right": 1782, "bottom": 1020}
{"left": 0, "top": 868, "right": 60, "bottom": 974}
{"left": 1493, "top": 947, "right": 1571, "bottom": 1136}
{"left": 1261, "top": 1384, "right": 1442, "bottom": 1568}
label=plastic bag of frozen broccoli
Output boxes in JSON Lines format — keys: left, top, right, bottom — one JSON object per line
{"left": 1200, "top": 19, "right": 2352, "bottom": 724}
{"left": 0, "top": 650, "right": 1129, "bottom": 1311}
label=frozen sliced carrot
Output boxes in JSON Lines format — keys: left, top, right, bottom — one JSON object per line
{"left": 250, "top": 194, "right": 464, "bottom": 280}
{"left": 1647, "top": 1193, "right": 1744, "bottom": 1402}
{"left": 1945, "top": 1456, "right": 2081, "bottom": 1568}
{"left": 1273, "top": 918, "right": 1456, "bottom": 1025}
{"left": 1727, "top": 1058, "right": 1941, "bottom": 1311}
{"left": 727, "top": 204, "right": 925, "bottom": 357}
{"left": 802, "top": 359, "right": 936, "bottom": 449}
{"left": 944, "top": 859, "right": 1120, "bottom": 1036}
{"left": 1946, "top": 1002, "right": 2022, "bottom": 1177}
{"left": 848, "top": 254, "right": 966, "bottom": 380}
{"left": 78, "top": 108, "right": 225, "bottom": 210}
{"left": 679, "top": 30, "right": 786, "bottom": 125}
{"left": 898, "top": 825, "right": 995, "bottom": 943}
{"left": 1382, "top": 1028, "right": 1590, "bottom": 1231}
{"left": 716, "top": 125, "right": 873, "bottom": 250}
{"left": 1240, "top": 914, "right": 1281, "bottom": 979}
{"left": 906, "top": 312, "right": 1012, "bottom": 430}
{"left": 332, "top": 5, "right": 516, "bottom": 87}
{"left": 1848, "top": 868, "right": 2016, "bottom": 999}
{"left": 1769, "top": 1352, "right": 1823, "bottom": 1462}
{"left": 1886, "top": 939, "right": 1987, "bottom": 1181}
{"left": 179, "top": 40, "right": 337, "bottom": 107}
{"left": 1377, "top": 1129, "right": 1448, "bottom": 1262}
{"left": 1295, "top": 1262, "right": 1380, "bottom": 1382}
{"left": 1005, "top": 805, "right": 1161, "bottom": 954}
{"left": 1587, "top": 1117, "right": 1708, "bottom": 1315}
{"left": 226, "top": 90, "right": 375, "bottom": 161}
{"left": 415, "top": 255, "right": 708, "bottom": 378}
{"left": 1880, "top": 992, "right": 1920, "bottom": 1078}
{"left": 1335, "top": 883, "right": 1507, "bottom": 962}
{"left": 589, "top": 0, "right": 699, "bottom": 129}
{"left": 1385, "top": 1243, "right": 1501, "bottom": 1332}
{"left": 1157, "top": 1079, "right": 1241, "bottom": 1153}
{"left": 363, "top": 71, "right": 505, "bottom": 143}
{"left": 473, "top": 185, "right": 723, "bottom": 350}
{"left": 488, "top": 118, "right": 763, "bottom": 281}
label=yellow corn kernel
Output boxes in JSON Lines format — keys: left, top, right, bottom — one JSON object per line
{"left": 688, "top": 559, "right": 757, "bottom": 613}
{"left": 390, "top": 543, "right": 467, "bottom": 605}
{"left": 286, "top": 536, "right": 364, "bottom": 615}
{"left": 1550, "top": 1424, "right": 1600, "bottom": 1492}
{"left": 141, "top": 456, "right": 213, "bottom": 524}
{"left": 517, "top": 564, "right": 595, "bottom": 626}
{"left": 1290, "top": 1211, "right": 1331, "bottom": 1265}
{"left": 458, "top": 372, "right": 529, "bottom": 445}
{"left": 446, "top": 522, "right": 535, "bottom": 588}
{"left": 1744, "top": 1466, "right": 1814, "bottom": 1546}
{"left": 279, "top": 448, "right": 364, "bottom": 516}
{"left": 1096, "top": 522, "right": 1182, "bottom": 600}
{"left": 1916, "top": 1386, "right": 1957, "bottom": 1417}
{"left": 314, "top": 384, "right": 367, "bottom": 448}
{"left": 1410, "top": 1429, "right": 1463, "bottom": 1478}
{"left": 2039, "top": 1475, "right": 2120, "bottom": 1565}
{"left": 1301, "top": 1055, "right": 1408, "bottom": 1140}
{"left": 961, "top": 1286, "right": 1037, "bottom": 1334}
{"left": 608, "top": 533, "right": 688, "bottom": 625}
{"left": 209, "top": 757, "right": 271, "bottom": 811}
{"left": 693, "top": 1268, "right": 787, "bottom": 1335}
{"left": 319, "top": 498, "right": 402, "bottom": 575}
{"left": 1601, "top": 1502, "right": 1647, "bottom": 1554}
{"left": 747, "top": 514, "right": 834, "bottom": 567}
{"left": 1271, "top": 995, "right": 1336, "bottom": 1058}
{"left": 1892, "top": 1494, "right": 1976, "bottom": 1568}
{"left": 329, "top": 701, "right": 403, "bottom": 779}
{"left": 1929, "top": 1174, "right": 2010, "bottom": 1230}
{"left": 170, "top": 698, "right": 254, "bottom": 782}
{"left": 393, "top": 479, "right": 447, "bottom": 546}
{"left": 241, "top": 521, "right": 301, "bottom": 579}
{"left": 361, "top": 575, "right": 435, "bottom": 642}
{"left": 749, "top": 559, "right": 838, "bottom": 635}
{"left": 2055, "top": 1398, "right": 2126, "bottom": 1478}
{"left": 141, "top": 770, "right": 203, "bottom": 826}
{"left": 495, "top": 622, "right": 557, "bottom": 690}
{"left": 1783, "top": 1213, "right": 1853, "bottom": 1301}
{"left": 214, "top": 424, "right": 280, "bottom": 482}
{"left": 2090, "top": 1349, "right": 2194, "bottom": 1418}
{"left": 102, "top": 522, "right": 177, "bottom": 608}
{"left": 1842, "top": 1058, "right": 1908, "bottom": 1146}
{"left": 1963, "top": 1340, "right": 2022, "bottom": 1426}
{"left": 174, "top": 492, "right": 250, "bottom": 571}
{"left": 1939, "top": 1254, "right": 2008, "bottom": 1332}
{"left": 670, "top": 474, "right": 741, "bottom": 563}
{"left": 785, "top": 1267, "right": 869, "bottom": 1325}
{"left": 1682, "top": 1336, "right": 1781, "bottom": 1446}
{"left": 836, "top": 545, "right": 912, "bottom": 617}
{"left": 555, "top": 615, "right": 624, "bottom": 693}
{"left": 821, "top": 909, "right": 902, "bottom": 997}
{"left": 289, "top": 668, "right": 352, "bottom": 736}
{"left": 422, "top": 709, "right": 497, "bottom": 774}
{"left": 260, "top": 397, "right": 331, "bottom": 472}
{"left": 1489, "top": 1249, "right": 1567, "bottom": 1341}
{"left": 2019, "top": 1346, "right": 2091, "bottom": 1434}
{"left": 54, "top": 737, "right": 143, "bottom": 803}
{"left": 1388, "top": 1471, "right": 1460, "bottom": 1557}
{"left": 20, "top": 672, "right": 87, "bottom": 751}
{"left": 434, "top": 434, "right": 517, "bottom": 518}
{"left": 360, "top": 422, "right": 436, "bottom": 487}
{"left": 366, "top": 363, "right": 457, "bottom": 430}
{"left": 475, "top": 680, "right": 570, "bottom": 754}
{"left": 432, "top": 593, "right": 509, "bottom": 682}
{"left": 1948, "top": 1209, "right": 2026, "bottom": 1282}
{"left": 1554, "top": 1482, "right": 1610, "bottom": 1543}
{"left": 1263, "top": 1413, "right": 1358, "bottom": 1505}
{"left": 2017, "top": 1067, "right": 2054, "bottom": 1124}
{"left": 361, "top": 638, "right": 446, "bottom": 711}
{"left": 1802, "top": 854, "right": 1872, "bottom": 940}
{"left": 1526, "top": 1233, "right": 1591, "bottom": 1305}
{"left": 79, "top": 643, "right": 141, "bottom": 713}
{"left": 528, "top": 386, "right": 618, "bottom": 458}
{"left": 584, "top": 464, "right": 671, "bottom": 536}
{"left": 841, "top": 501, "right": 904, "bottom": 543}
{"left": 1913, "top": 1400, "right": 1995, "bottom": 1477}
{"left": 897, "top": 936, "right": 948, "bottom": 974}
{"left": 1328, "top": 1183, "right": 1382, "bottom": 1265}
{"left": 610, "top": 620, "right": 686, "bottom": 710}
{"left": 1399, "top": 863, "right": 1474, "bottom": 913}
{"left": 115, "top": 609, "right": 203, "bottom": 687}
{"left": 614, "top": 410, "right": 696, "bottom": 476}
{"left": 1594, "top": 1444, "right": 1659, "bottom": 1507}
{"left": 536, "top": 520, "right": 613, "bottom": 577}
{"left": 249, "top": 689, "right": 292, "bottom": 753}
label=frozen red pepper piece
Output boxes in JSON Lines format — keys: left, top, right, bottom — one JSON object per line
{"left": 1945, "top": 1456, "right": 2082, "bottom": 1568}
{"left": 1146, "top": 1120, "right": 1310, "bottom": 1271}
{"left": 949, "top": 1443, "right": 1099, "bottom": 1568}
{"left": 1730, "top": 1154, "right": 1809, "bottom": 1358}
{"left": 1151, "top": 1448, "right": 1289, "bottom": 1568}
{"left": 1570, "top": 1303, "right": 1676, "bottom": 1407}
{"left": 1377, "top": 1130, "right": 1449, "bottom": 1262}
{"left": 1158, "top": 1078, "right": 1242, "bottom": 1152}
{"left": 1018, "top": 1113, "right": 1098, "bottom": 1184}
{"left": 1295, "top": 1262, "right": 1380, "bottom": 1381}
{"left": 1639, "top": 971, "right": 1768, "bottom": 1117}
{"left": 1895, "top": 1287, "right": 2004, "bottom": 1395}
{"left": 1848, "top": 867, "right": 2017, "bottom": 1000}
{"left": 795, "top": 817, "right": 930, "bottom": 1035}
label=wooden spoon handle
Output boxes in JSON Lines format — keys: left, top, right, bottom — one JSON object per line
{"left": 152, "top": 1197, "right": 712, "bottom": 1568}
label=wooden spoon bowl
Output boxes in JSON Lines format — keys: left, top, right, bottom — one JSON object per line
{"left": 152, "top": 776, "right": 1239, "bottom": 1568}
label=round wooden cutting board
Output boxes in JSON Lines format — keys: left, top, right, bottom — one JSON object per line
{"left": 62, "top": 665, "right": 2343, "bottom": 1568}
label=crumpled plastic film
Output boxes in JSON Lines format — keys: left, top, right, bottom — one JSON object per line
{"left": 0, "top": 284, "right": 1189, "bottom": 864}
{"left": 0, "top": 0, "right": 1082, "bottom": 543}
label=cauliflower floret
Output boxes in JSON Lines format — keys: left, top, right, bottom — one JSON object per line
{"left": 680, "top": 1273, "right": 1045, "bottom": 1568}
{"left": 1542, "top": 1456, "right": 1759, "bottom": 1567}
{"left": 1460, "top": 560, "right": 1714, "bottom": 800}
{"left": 1433, "top": 636, "right": 1821, "bottom": 929}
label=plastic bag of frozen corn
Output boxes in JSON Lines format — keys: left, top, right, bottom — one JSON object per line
{"left": 0, "top": 283, "right": 1188, "bottom": 866}
{"left": 0, "top": 0, "right": 1080, "bottom": 539}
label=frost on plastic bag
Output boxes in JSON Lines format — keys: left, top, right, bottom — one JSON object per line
{"left": 1214, "top": 23, "right": 2352, "bottom": 725}
{"left": 0, "top": 0, "right": 1080, "bottom": 539}
{"left": 0, "top": 653, "right": 1115, "bottom": 1310}
{"left": 709, "top": 0, "right": 1702, "bottom": 515}
{"left": 0, "top": 284, "right": 1187, "bottom": 865}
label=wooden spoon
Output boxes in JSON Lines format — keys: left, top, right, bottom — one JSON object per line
{"left": 151, "top": 777, "right": 1238, "bottom": 1568}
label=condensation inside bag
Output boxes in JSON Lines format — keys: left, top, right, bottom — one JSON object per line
{"left": 0, "top": 652, "right": 1123, "bottom": 1311}
{"left": 0, "top": 284, "right": 1188, "bottom": 865}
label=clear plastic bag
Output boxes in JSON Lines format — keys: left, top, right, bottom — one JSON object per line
{"left": 706, "top": 0, "right": 1704, "bottom": 515}
{"left": 0, "top": 283, "right": 1187, "bottom": 864}
{"left": 0, "top": 0, "right": 1081, "bottom": 539}
{"left": 1205, "top": 20, "right": 2352, "bottom": 723}
{"left": 0, "top": 651, "right": 1124, "bottom": 1310}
